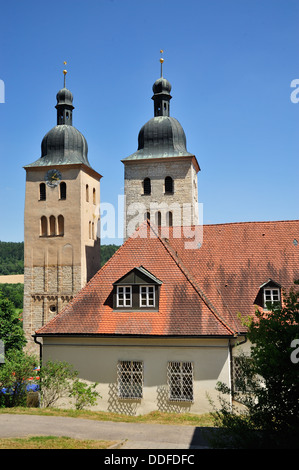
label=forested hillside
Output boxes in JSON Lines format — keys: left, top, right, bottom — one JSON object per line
{"left": 0, "top": 241, "right": 119, "bottom": 275}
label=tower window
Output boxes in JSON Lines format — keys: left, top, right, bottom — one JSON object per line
{"left": 144, "top": 212, "right": 150, "bottom": 221}
{"left": 58, "top": 215, "right": 64, "bottom": 236}
{"left": 155, "top": 211, "right": 162, "bottom": 226}
{"left": 49, "top": 216, "right": 56, "bottom": 236}
{"left": 166, "top": 211, "right": 173, "bottom": 227}
{"left": 143, "top": 178, "right": 151, "bottom": 195}
{"left": 86, "top": 184, "right": 89, "bottom": 202}
{"left": 60, "top": 182, "right": 66, "bottom": 200}
{"left": 93, "top": 188, "right": 96, "bottom": 204}
{"left": 40, "top": 216, "right": 47, "bottom": 237}
{"left": 165, "top": 176, "right": 173, "bottom": 194}
{"left": 39, "top": 183, "right": 46, "bottom": 201}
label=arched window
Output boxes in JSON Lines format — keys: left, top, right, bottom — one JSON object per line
{"left": 165, "top": 176, "right": 173, "bottom": 194}
{"left": 166, "top": 211, "right": 173, "bottom": 227}
{"left": 144, "top": 212, "right": 150, "bottom": 221}
{"left": 39, "top": 183, "right": 46, "bottom": 201}
{"left": 40, "top": 216, "right": 47, "bottom": 237}
{"left": 155, "top": 211, "right": 162, "bottom": 226}
{"left": 143, "top": 178, "right": 151, "bottom": 195}
{"left": 89, "top": 221, "right": 91, "bottom": 239}
{"left": 49, "top": 216, "right": 56, "bottom": 236}
{"left": 86, "top": 184, "right": 89, "bottom": 202}
{"left": 58, "top": 215, "right": 64, "bottom": 236}
{"left": 60, "top": 182, "right": 66, "bottom": 200}
{"left": 93, "top": 188, "right": 96, "bottom": 205}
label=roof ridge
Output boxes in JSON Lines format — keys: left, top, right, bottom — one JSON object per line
{"left": 202, "top": 219, "right": 299, "bottom": 227}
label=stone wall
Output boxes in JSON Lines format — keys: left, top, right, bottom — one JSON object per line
{"left": 124, "top": 157, "right": 199, "bottom": 238}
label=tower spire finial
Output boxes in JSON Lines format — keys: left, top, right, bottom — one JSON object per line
{"left": 63, "top": 61, "right": 67, "bottom": 88}
{"left": 160, "top": 50, "right": 164, "bottom": 77}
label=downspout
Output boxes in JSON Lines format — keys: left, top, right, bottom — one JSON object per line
{"left": 33, "top": 335, "right": 43, "bottom": 367}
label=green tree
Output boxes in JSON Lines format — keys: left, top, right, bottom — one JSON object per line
{"left": 0, "top": 283, "right": 24, "bottom": 310}
{"left": 0, "top": 241, "right": 24, "bottom": 275}
{"left": 0, "top": 291, "right": 26, "bottom": 354}
{"left": 0, "top": 349, "right": 38, "bottom": 407}
{"left": 210, "top": 285, "right": 299, "bottom": 449}
{"left": 100, "top": 244, "right": 120, "bottom": 267}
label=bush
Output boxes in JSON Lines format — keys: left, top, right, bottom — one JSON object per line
{"left": 39, "top": 360, "right": 77, "bottom": 408}
{"left": 0, "top": 350, "right": 38, "bottom": 407}
{"left": 69, "top": 379, "right": 101, "bottom": 410}
{"left": 40, "top": 360, "right": 101, "bottom": 410}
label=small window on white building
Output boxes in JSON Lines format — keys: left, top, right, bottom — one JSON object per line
{"left": 116, "top": 286, "right": 132, "bottom": 308}
{"left": 117, "top": 360, "right": 143, "bottom": 399}
{"left": 140, "top": 286, "right": 155, "bottom": 307}
{"left": 167, "top": 361, "right": 194, "bottom": 402}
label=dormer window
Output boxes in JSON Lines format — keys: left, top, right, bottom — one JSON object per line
{"left": 117, "top": 286, "right": 132, "bottom": 308}
{"left": 254, "top": 279, "right": 281, "bottom": 310}
{"left": 263, "top": 288, "right": 280, "bottom": 308}
{"left": 113, "top": 266, "right": 162, "bottom": 311}
{"left": 140, "top": 286, "right": 155, "bottom": 307}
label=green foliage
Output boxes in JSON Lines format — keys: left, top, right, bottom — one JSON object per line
{"left": 0, "top": 242, "right": 24, "bottom": 275}
{"left": 100, "top": 244, "right": 120, "bottom": 267}
{"left": 0, "top": 241, "right": 119, "bottom": 274}
{"left": 210, "top": 285, "right": 299, "bottom": 449}
{"left": 40, "top": 360, "right": 100, "bottom": 411}
{"left": 0, "top": 350, "right": 38, "bottom": 407}
{"left": 0, "top": 283, "right": 24, "bottom": 310}
{"left": 0, "top": 291, "right": 26, "bottom": 353}
{"left": 69, "top": 379, "right": 101, "bottom": 410}
{"left": 0, "top": 241, "right": 119, "bottom": 273}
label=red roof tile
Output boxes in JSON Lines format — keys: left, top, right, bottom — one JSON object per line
{"left": 36, "top": 219, "right": 299, "bottom": 338}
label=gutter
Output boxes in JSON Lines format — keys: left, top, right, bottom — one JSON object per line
{"left": 33, "top": 335, "right": 43, "bottom": 367}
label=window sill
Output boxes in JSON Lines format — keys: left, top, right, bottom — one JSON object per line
{"left": 39, "top": 235, "right": 64, "bottom": 238}
{"left": 113, "top": 309, "right": 159, "bottom": 313}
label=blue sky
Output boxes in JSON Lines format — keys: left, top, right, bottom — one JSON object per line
{"left": 0, "top": 0, "right": 298, "bottom": 244}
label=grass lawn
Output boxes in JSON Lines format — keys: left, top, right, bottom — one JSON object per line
{"left": 0, "top": 435, "right": 117, "bottom": 449}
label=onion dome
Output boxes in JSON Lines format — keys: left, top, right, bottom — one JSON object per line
{"left": 123, "top": 74, "right": 194, "bottom": 161}
{"left": 25, "top": 85, "right": 91, "bottom": 168}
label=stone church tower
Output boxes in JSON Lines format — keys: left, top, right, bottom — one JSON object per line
{"left": 122, "top": 56, "right": 200, "bottom": 239}
{"left": 23, "top": 71, "right": 102, "bottom": 350}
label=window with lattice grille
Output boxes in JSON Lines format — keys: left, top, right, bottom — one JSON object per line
{"left": 232, "top": 356, "right": 253, "bottom": 394}
{"left": 117, "top": 361, "right": 143, "bottom": 399}
{"left": 167, "top": 361, "right": 194, "bottom": 402}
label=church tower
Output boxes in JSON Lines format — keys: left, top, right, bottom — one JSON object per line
{"left": 23, "top": 68, "right": 102, "bottom": 350}
{"left": 122, "top": 54, "right": 200, "bottom": 238}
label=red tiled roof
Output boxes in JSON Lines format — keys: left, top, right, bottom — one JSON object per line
{"left": 36, "top": 219, "right": 299, "bottom": 338}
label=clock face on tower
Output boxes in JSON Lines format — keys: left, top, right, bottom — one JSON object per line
{"left": 45, "top": 169, "right": 62, "bottom": 187}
